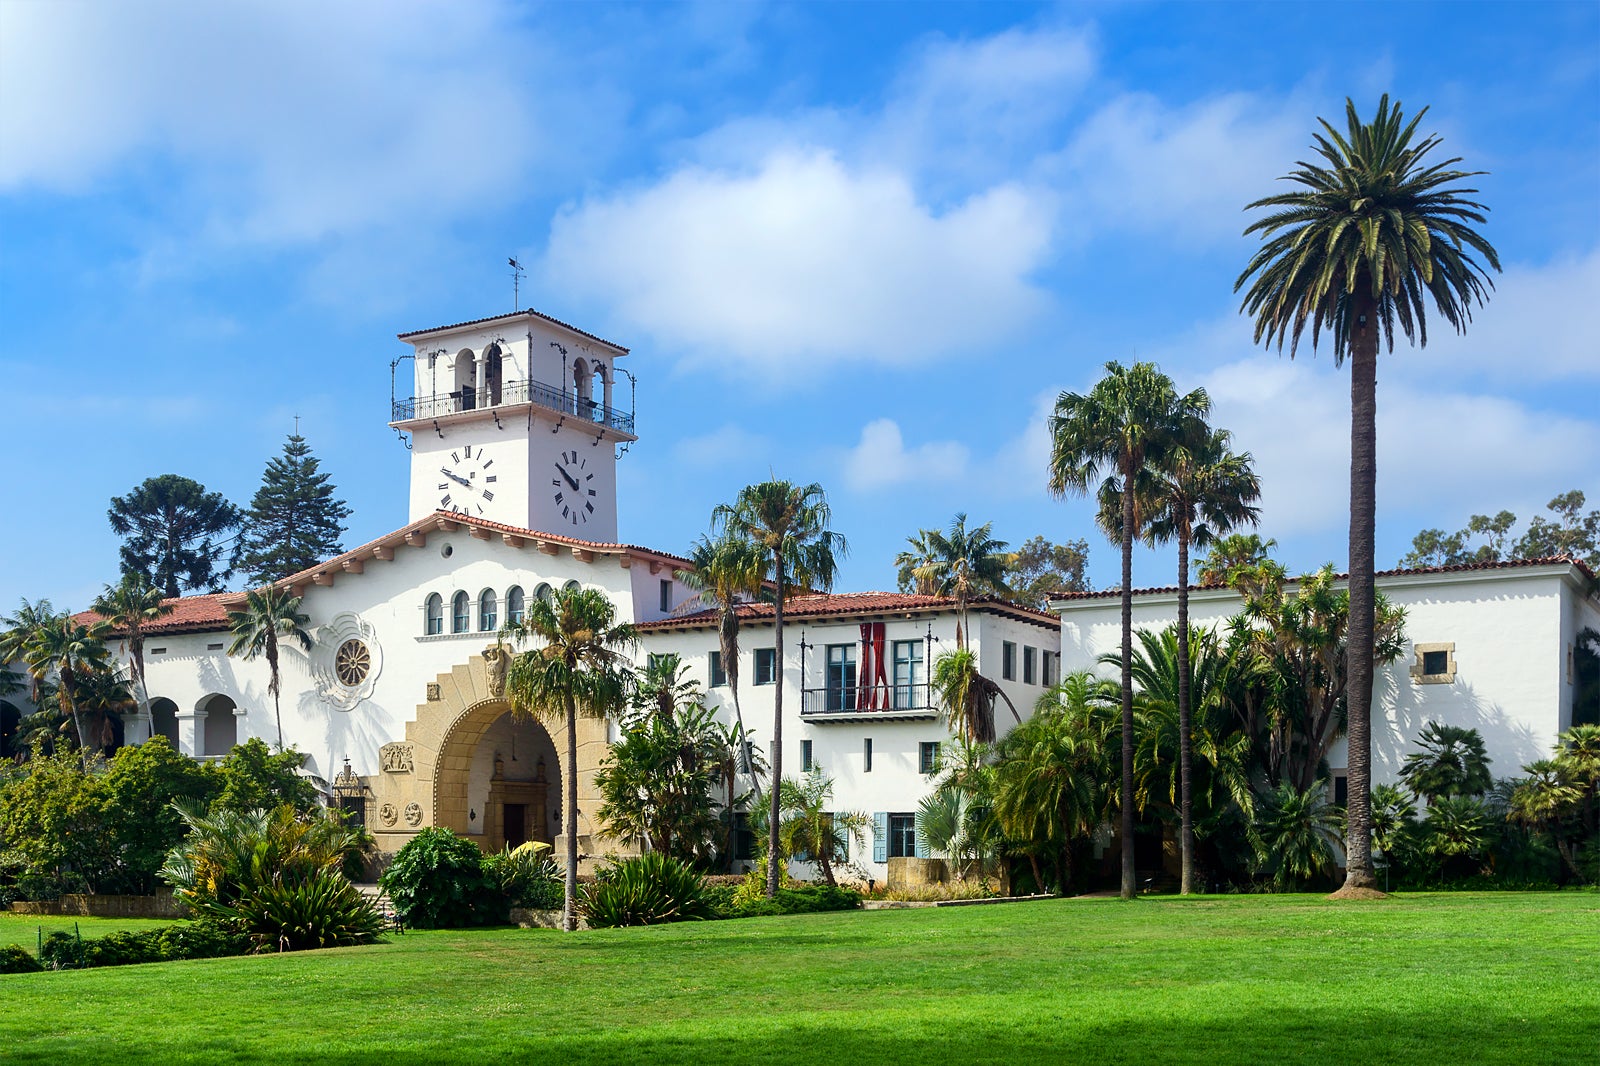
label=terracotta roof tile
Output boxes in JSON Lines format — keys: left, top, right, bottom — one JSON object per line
{"left": 75, "top": 593, "right": 233, "bottom": 636}
{"left": 1050, "top": 555, "right": 1597, "bottom": 604}
{"left": 638, "top": 591, "right": 1059, "bottom": 631}
{"left": 397, "top": 308, "right": 629, "bottom": 353}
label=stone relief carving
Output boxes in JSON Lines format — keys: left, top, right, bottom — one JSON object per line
{"left": 403, "top": 802, "right": 424, "bottom": 827}
{"left": 378, "top": 802, "right": 398, "bottom": 827}
{"left": 483, "top": 642, "right": 510, "bottom": 699}
{"left": 312, "top": 612, "right": 383, "bottom": 711}
{"left": 379, "top": 742, "right": 414, "bottom": 774}
{"left": 426, "top": 682, "right": 442, "bottom": 702}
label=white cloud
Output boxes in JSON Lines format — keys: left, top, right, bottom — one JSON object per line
{"left": 0, "top": 1, "right": 555, "bottom": 243}
{"left": 1049, "top": 91, "right": 1308, "bottom": 247}
{"left": 1202, "top": 354, "right": 1600, "bottom": 537}
{"left": 543, "top": 149, "right": 1054, "bottom": 375}
{"left": 842, "top": 419, "right": 970, "bottom": 491}
{"left": 672, "top": 424, "right": 770, "bottom": 468}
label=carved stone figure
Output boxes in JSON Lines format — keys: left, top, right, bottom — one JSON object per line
{"left": 379, "top": 742, "right": 415, "bottom": 774}
{"left": 403, "top": 802, "right": 424, "bottom": 827}
{"left": 378, "top": 803, "right": 398, "bottom": 827}
{"left": 483, "top": 642, "right": 510, "bottom": 699}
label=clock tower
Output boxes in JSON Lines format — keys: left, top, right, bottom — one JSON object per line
{"left": 389, "top": 309, "right": 635, "bottom": 541}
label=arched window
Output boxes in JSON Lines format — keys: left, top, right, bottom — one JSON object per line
{"left": 425, "top": 593, "right": 444, "bottom": 635}
{"left": 452, "top": 591, "right": 470, "bottom": 633}
{"left": 200, "top": 694, "right": 238, "bottom": 757}
{"left": 563, "top": 580, "right": 581, "bottom": 593}
{"left": 534, "top": 582, "right": 553, "bottom": 603}
{"left": 505, "top": 585, "right": 525, "bottom": 626}
{"left": 479, "top": 588, "right": 497, "bottom": 632}
{"left": 484, "top": 343, "right": 503, "bottom": 406}
{"left": 454, "top": 348, "right": 477, "bottom": 411}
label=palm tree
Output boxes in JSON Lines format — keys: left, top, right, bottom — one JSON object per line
{"left": 503, "top": 586, "right": 636, "bottom": 931}
{"left": 931, "top": 647, "right": 1020, "bottom": 745}
{"left": 682, "top": 531, "right": 769, "bottom": 811}
{"left": 714, "top": 479, "right": 846, "bottom": 898}
{"left": 1142, "top": 429, "right": 1261, "bottom": 894}
{"left": 1194, "top": 533, "right": 1278, "bottom": 588}
{"left": 1049, "top": 360, "right": 1206, "bottom": 900}
{"left": 629, "top": 653, "right": 703, "bottom": 727}
{"left": 894, "top": 529, "right": 943, "bottom": 595}
{"left": 73, "top": 667, "right": 136, "bottom": 754}
{"left": 91, "top": 575, "right": 172, "bottom": 723}
{"left": 1236, "top": 95, "right": 1500, "bottom": 894}
{"left": 1399, "top": 722, "right": 1493, "bottom": 804}
{"left": 225, "top": 587, "right": 313, "bottom": 751}
{"left": 776, "top": 767, "right": 870, "bottom": 888}
{"left": 1250, "top": 781, "right": 1344, "bottom": 890}
{"left": 20, "top": 614, "right": 112, "bottom": 762}
{"left": 923, "top": 514, "right": 1009, "bottom": 648}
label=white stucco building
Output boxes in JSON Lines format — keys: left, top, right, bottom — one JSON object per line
{"left": 3, "top": 305, "right": 1058, "bottom": 881}
{"left": 1054, "top": 558, "right": 1600, "bottom": 799}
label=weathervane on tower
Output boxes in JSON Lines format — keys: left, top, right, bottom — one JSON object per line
{"left": 509, "top": 257, "right": 525, "bottom": 310}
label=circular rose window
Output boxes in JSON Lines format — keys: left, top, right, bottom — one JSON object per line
{"left": 335, "top": 639, "right": 371, "bottom": 687}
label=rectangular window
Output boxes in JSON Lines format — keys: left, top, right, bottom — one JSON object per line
{"left": 735, "top": 812, "right": 756, "bottom": 861}
{"left": 206, "top": 643, "right": 223, "bottom": 651}
{"left": 919, "top": 741, "right": 941, "bottom": 775}
{"left": 739, "top": 740, "right": 757, "bottom": 775}
{"left": 800, "top": 739, "right": 814, "bottom": 772}
{"left": 1002, "top": 641, "right": 1017, "bottom": 681}
{"left": 888, "top": 813, "right": 917, "bottom": 858}
{"left": 1023, "top": 646, "right": 1037, "bottom": 685}
{"left": 1042, "top": 650, "right": 1057, "bottom": 687}
{"left": 1333, "top": 773, "right": 1349, "bottom": 808}
{"left": 825, "top": 643, "right": 857, "bottom": 712}
{"left": 891, "top": 639, "right": 924, "bottom": 708}
{"left": 659, "top": 579, "right": 672, "bottom": 613}
{"left": 647, "top": 653, "right": 668, "bottom": 672}
{"left": 709, "top": 651, "right": 727, "bottom": 687}
{"left": 1422, "top": 650, "right": 1449, "bottom": 675}
{"left": 863, "top": 737, "right": 873, "bottom": 773}
{"left": 754, "top": 648, "right": 777, "bottom": 685}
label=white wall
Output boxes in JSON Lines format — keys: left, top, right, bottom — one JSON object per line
{"left": 1055, "top": 563, "right": 1592, "bottom": 787}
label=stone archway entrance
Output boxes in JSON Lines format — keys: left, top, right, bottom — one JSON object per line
{"left": 367, "top": 645, "right": 614, "bottom": 864}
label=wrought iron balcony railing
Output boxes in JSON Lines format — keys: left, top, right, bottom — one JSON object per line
{"left": 391, "top": 377, "right": 635, "bottom": 434}
{"left": 800, "top": 681, "right": 935, "bottom": 716}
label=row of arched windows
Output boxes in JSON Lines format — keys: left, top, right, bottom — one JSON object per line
{"left": 424, "top": 581, "right": 582, "bottom": 635}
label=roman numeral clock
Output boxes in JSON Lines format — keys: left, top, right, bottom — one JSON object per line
{"left": 390, "top": 310, "right": 635, "bottom": 543}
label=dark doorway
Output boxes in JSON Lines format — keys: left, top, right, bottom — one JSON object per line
{"left": 504, "top": 803, "right": 528, "bottom": 849}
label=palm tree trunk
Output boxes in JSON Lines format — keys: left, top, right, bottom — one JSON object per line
{"left": 766, "top": 568, "right": 785, "bottom": 899}
{"left": 1027, "top": 852, "right": 1045, "bottom": 895}
{"left": 1177, "top": 530, "right": 1194, "bottom": 895}
{"left": 564, "top": 691, "right": 580, "bottom": 932}
{"left": 267, "top": 634, "right": 284, "bottom": 751}
{"left": 1340, "top": 294, "right": 1380, "bottom": 893}
{"left": 1120, "top": 483, "right": 1136, "bottom": 902}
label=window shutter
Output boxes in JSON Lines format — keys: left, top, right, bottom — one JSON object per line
{"left": 914, "top": 817, "right": 929, "bottom": 859}
{"left": 872, "top": 812, "right": 888, "bottom": 863}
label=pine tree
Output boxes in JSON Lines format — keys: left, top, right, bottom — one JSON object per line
{"left": 237, "top": 433, "right": 352, "bottom": 584}
{"left": 108, "top": 475, "right": 243, "bottom": 597}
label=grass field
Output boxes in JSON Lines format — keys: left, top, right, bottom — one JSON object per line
{"left": 2, "top": 892, "right": 1595, "bottom": 1064}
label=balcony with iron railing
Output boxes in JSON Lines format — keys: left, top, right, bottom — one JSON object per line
{"left": 390, "top": 377, "right": 635, "bottom": 435}
{"left": 799, "top": 681, "right": 938, "bottom": 721}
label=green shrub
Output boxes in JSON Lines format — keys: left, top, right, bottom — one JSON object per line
{"left": 379, "top": 827, "right": 504, "bottom": 928}
{"left": 0, "top": 943, "right": 43, "bottom": 974}
{"left": 37, "top": 921, "right": 253, "bottom": 970}
{"left": 483, "top": 842, "right": 563, "bottom": 910}
{"left": 40, "top": 931, "right": 84, "bottom": 970}
{"left": 708, "top": 880, "right": 863, "bottom": 919}
{"left": 579, "top": 853, "right": 711, "bottom": 928}
{"left": 222, "top": 868, "right": 386, "bottom": 952}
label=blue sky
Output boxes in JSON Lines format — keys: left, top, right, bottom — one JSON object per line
{"left": 2, "top": 1, "right": 1597, "bottom": 611}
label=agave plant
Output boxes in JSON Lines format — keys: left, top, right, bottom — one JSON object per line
{"left": 222, "top": 867, "right": 386, "bottom": 953}
{"left": 579, "top": 852, "right": 712, "bottom": 928}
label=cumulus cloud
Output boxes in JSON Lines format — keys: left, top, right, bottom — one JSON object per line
{"left": 842, "top": 419, "right": 971, "bottom": 491}
{"left": 543, "top": 149, "right": 1054, "bottom": 375}
{"left": 0, "top": 0, "right": 559, "bottom": 243}
{"left": 1202, "top": 354, "right": 1600, "bottom": 537}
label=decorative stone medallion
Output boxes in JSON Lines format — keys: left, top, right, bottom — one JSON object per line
{"left": 403, "top": 802, "right": 424, "bottom": 827}
{"left": 378, "top": 802, "right": 399, "bottom": 827}
{"left": 379, "top": 742, "right": 414, "bottom": 773}
{"left": 313, "top": 612, "right": 383, "bottom": 711}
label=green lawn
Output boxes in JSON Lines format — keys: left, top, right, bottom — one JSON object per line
{"left": 2, "top": 892, "right": 1594, "bottom": 1064}
{"left": 0, "top": 912, "right": 178, "bottom": 951}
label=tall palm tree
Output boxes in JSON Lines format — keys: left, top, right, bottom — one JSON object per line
{"left": 226, "top": 587, "right": 313, "bottom": 752}
{"left": 1237, "top": 96, "right": 1499, "bottom": 894}
{"left": 72, "top": 667, "right": 137, "bottom": 754}
{"left": 503, "top": 586, "right": 636, "bottom": 931}
{"left": 932, "top": 647, "right": 1020, "bottom": 745}
{"left": 91, "top": 575, "right": 172, "bottom": 724}
{"left": 1049, "top": 360, "right": 1206, "bottom": 900}
{"left": 714, "top": 479, "right": 847, "bottom": 898}
{"left": 1142, "top": 429, "right": 1260, "bottom": 894}
{"left": 20, "top": 614, "right": 112, "bottom": 762}
{"left": 894, "top": 528, "right": 943, "bottom": 595}
{"left": 923, "top": 514, "right": 1009, "bottom": 648}
{"left": 681, "top": 530, "right": 768, "bottom": 809}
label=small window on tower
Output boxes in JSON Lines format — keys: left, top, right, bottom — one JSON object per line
{"left": 660, "top": 579, "right": 672, "bottom": 613}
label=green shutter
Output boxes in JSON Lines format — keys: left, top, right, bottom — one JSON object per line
{"left": 914, "top": 815, "right": 929, "bottom": 860}
{"left": 872, "top": 812, "right": 888, "bottom": 863}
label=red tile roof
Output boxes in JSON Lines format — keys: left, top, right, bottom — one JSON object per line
{"left": 397, "top": 308, "right": 629, "bottom": 353}
{"left": 1050, "top": 555, "right": 1597, "bottom": 604}
{"left": 639, "top": 591, "right": 1060, "bottom": 631}
{"left": 75, "top": 593, "right": 234, "bottom": 636}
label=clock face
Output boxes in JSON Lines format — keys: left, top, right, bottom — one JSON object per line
{"left": 552, "top": 449, "right": 598, "bottom": 526}
{"left": 437, "top": 444, "right": 498, "bottom": 515}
